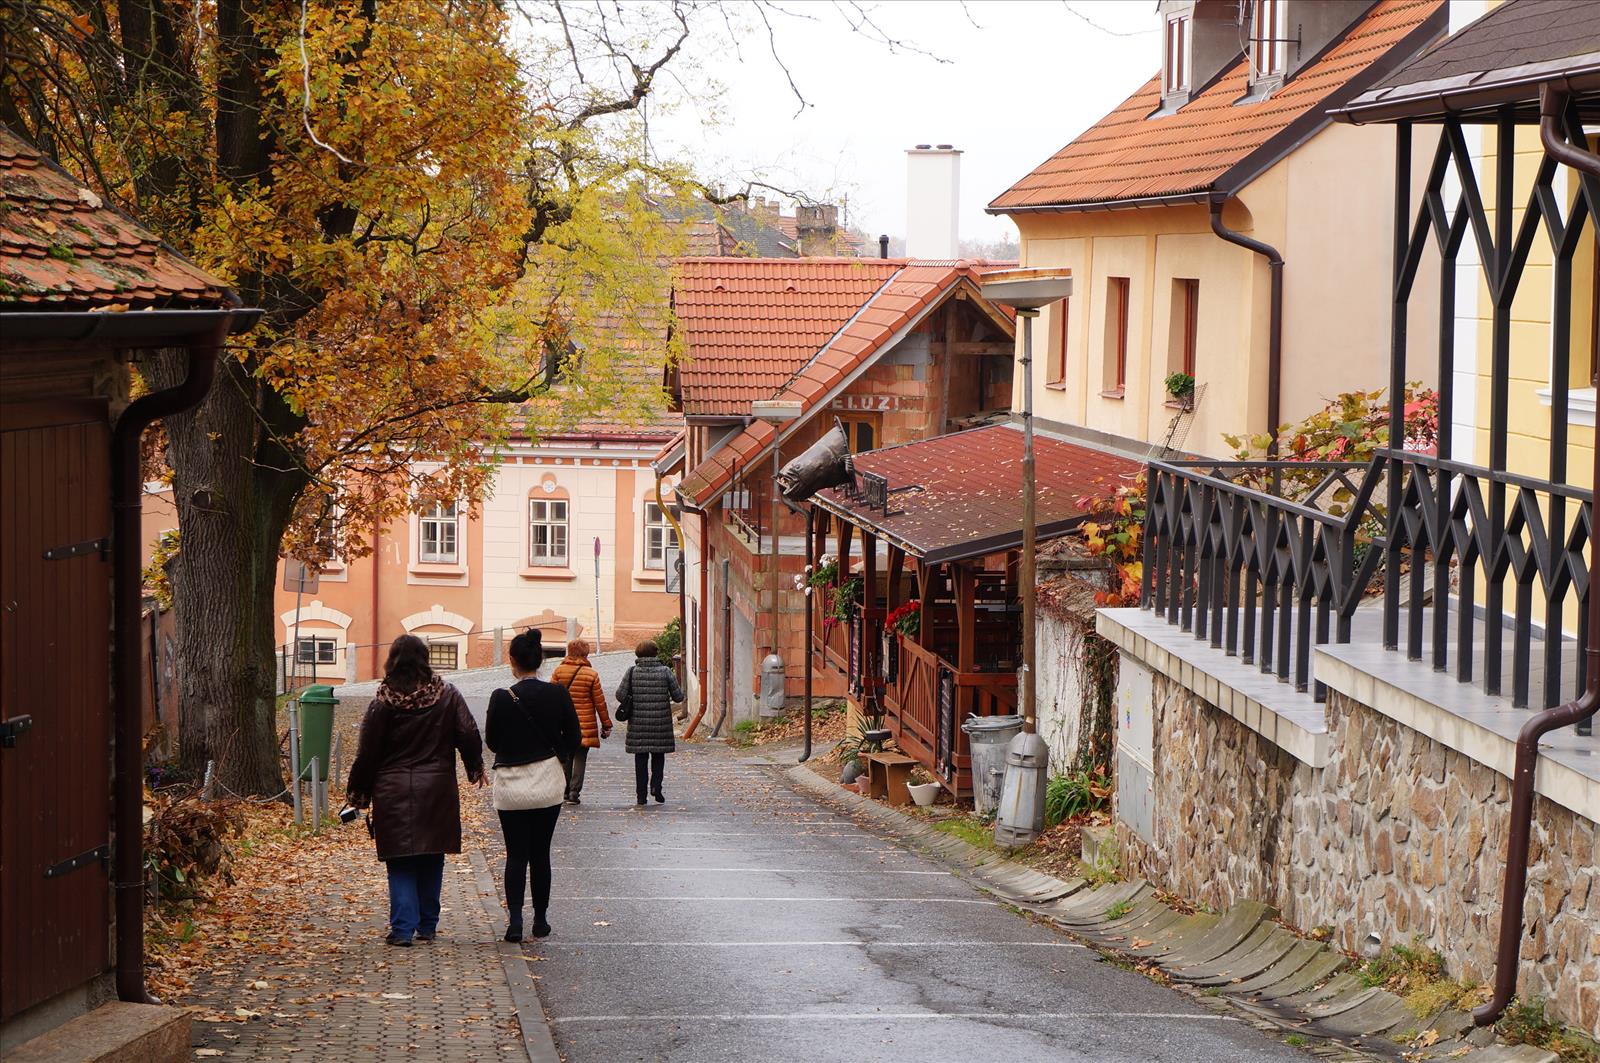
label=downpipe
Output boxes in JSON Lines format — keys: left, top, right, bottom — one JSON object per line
{"left": 1209, "top": 195, "right": 1283, "bottom": 454}
{"left": 801, "top": 505, "right": 815, "bottom": 762}
{"left": 1473, "top": 85, "right": 1600, "bottom": 1027}
{"left": 111, "top": 317, "right": 231, "bottom": 1004}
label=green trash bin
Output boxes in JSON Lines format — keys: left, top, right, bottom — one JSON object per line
{"left": 295, "top": 684, "right": 338, "bottom": 782}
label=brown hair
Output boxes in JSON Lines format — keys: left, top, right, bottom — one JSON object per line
{"left": 635, "top": 640, "right": 659, "bottom": 658}
{"left": 566, "top": 638, "right": 592, "bottom": 658}
{"left": 384, "top": 634, "right": 433, "bottom": 694}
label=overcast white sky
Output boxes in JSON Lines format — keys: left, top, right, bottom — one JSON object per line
{"left": 642, "top": 1, "right": 1160, "bottom": 245}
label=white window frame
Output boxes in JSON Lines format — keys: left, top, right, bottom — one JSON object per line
{"left": 1250, "top": 0, "right": 1287, "bottom": 80}
{"left": 419, "top": 502, "right": 459, "bottom": 564}
{"left": 644, "top": 501, "right": 679, "bottom": 571}
{"left": 1164, "top": 14, "right": 1190, "bottom": 95}
{"left": 296, "top": 636, "right": 337, "bottom": 665}
{"left": 529, "top": 497, "right": 569, "bottom": 567}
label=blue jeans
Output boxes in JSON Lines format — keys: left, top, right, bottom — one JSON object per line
{"left": 385, "top": 853, "right": 445, "bottom": 940}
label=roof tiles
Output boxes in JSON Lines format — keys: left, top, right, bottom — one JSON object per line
{"left": 675, "top": 257, "right": 902, "bottom": 417}
{"left": 0, "top": 126, "right": 230, "bottom": 309}
{"left": 815, "top": 424, "right": 1141, "bottom": 563}
{"left": 988, "top": 0, "right": 1443, "bottom": 212}
{"left": 676, "top": 258, "right": 1015, "bottom": 507}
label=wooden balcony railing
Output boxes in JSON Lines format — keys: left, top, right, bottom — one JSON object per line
{"left": 884, "top": 636, "right": 1016, "bottom": 793}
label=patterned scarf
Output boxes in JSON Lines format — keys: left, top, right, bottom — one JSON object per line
{"left": 376, "top": 675, "right": 445, "bottom": 711}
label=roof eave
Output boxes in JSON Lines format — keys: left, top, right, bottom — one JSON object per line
{"left": 0, "top": 307, "right": 262, "bottom": 349}
{"left": 986, "top": 191, "right": 1212, "bottom": 217}
{"left": 1332, "top": 62, "right": 1600, "bottom": 125}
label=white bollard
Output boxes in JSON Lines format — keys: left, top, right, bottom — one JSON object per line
{"left": 288, "top": 702, "right": 302, "bottom": 827}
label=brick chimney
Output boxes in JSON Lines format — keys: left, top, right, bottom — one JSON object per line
{"left": 905, "top": 144, "right": 960, "bottom": 260}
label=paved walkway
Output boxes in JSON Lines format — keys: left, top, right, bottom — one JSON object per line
{"left": 472, "top": 738, "right": 1320, "bottom": 1063}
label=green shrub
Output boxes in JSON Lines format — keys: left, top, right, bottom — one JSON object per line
{"left": 1044, "top": 766, "right": 1112, "bottom": 828}
{"left": 654, "top": 616, "right": 682, "bottom": 659}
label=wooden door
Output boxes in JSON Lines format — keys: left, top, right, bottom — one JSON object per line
{"left": 0, "top": 404, "right": 113, "bottom": 1020}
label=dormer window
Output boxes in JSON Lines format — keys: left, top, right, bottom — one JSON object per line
{"left": 1250, "top": 0, "right": 1287, "bottom": 80}
{"left": 1164, "top": 14, "right": 1191, "bottom": 95}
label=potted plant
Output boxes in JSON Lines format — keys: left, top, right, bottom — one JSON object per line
{"left": 907, "top": 766, "right": 941, "bottom": 807}
{"left": 885, "top": 598, "right": 920, "bottom": 638}
{"left": 1165, "top": 371, "right": 1196, "bottom": 410}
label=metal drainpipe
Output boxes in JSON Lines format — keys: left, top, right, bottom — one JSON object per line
{"left": 111, "top": 316, "right": 231, "bottom": 1003}
{"left": 801, "top": 505, "right": 815, "bottom": 762}
{"left": 1473, "top": 84, "right": 1600, "bottom": 1027}
{"left": 713, "top": 557, "right": 732, "bottom": 737}
{"left": 1209, "top": 194, "right": 1284, "bottom": 454}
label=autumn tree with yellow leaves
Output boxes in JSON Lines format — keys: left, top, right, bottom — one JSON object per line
{"left": 0, "top": 0, "right": 741, "bottom": 793}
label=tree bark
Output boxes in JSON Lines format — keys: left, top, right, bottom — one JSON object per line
{"left": 148, "top": 351, "right": 303, "bottom": 795}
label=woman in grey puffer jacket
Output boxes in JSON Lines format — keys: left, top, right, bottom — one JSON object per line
{"left": 617, "top": 641, "right": 684, "bottom": 805}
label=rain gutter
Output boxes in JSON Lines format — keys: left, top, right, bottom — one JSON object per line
{"left": 1208, "top": 195, "right": 1284, "bottom": 454}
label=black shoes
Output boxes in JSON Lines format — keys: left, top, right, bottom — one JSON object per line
{"left": 566, "top": 794, "right": 581, "bottom": 805}
{"left": 504, "top": 923, "right": 523, "bottom": 943}
{"left": 636, "top": 795, "right": 647, "bottom": 806}
{"left": 385, "top": 932, "right": 412, "bottom": 947}
{"left": 652, "top": 790, "right": 665, "bottom": 803}
{"left": 415, "top": 929, "right": 436, "bottom": 943}
{"left": 531, "top": 918, "right": 552, "bottom": 939}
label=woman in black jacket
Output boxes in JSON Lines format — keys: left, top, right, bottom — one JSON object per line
{"left": 485, "top": 630, "right": 580, "bottom": 942}
{"left": 617, "top": 640, "right": 684, "bottom": 806}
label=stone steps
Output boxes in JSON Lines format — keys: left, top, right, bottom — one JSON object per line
{"left": 7, "top": 1002, "right": 190, "bottom": 1063}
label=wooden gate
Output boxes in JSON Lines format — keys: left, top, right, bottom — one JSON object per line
{"left": 0, "top": 403, "right": 113, "bottom": 1020}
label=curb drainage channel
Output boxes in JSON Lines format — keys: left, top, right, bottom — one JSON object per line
{"left": 775, "top": 761, "right": 1558, "bottom": 1063}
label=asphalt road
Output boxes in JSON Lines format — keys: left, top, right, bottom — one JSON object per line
{"left": 468, "top": 729, "right": 1316, "bottom": 1063}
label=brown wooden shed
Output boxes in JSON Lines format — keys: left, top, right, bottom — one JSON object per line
{"left": 0, "top": 126, "right": 257, "bottom": 1049}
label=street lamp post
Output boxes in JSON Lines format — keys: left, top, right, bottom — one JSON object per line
{"left": 980, "top": 268, "right": 1074, "bottom": 847}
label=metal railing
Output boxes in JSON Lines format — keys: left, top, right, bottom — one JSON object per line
{"left": 1141, "top": 451, "right": 1593, "bottom": 714}
{"left": 1143, "top": 458, "right": 1386, "bottom": 699}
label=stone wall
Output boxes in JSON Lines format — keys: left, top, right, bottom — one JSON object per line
{"left": 1117, "top": 670, "right": 1599, "bottom": 1037}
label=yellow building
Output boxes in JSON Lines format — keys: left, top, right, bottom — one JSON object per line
{"left": 989, "top": 0, "right": 1448, "bottom": 458}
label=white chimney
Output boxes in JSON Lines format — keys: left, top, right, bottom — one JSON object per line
{"left": 905, "top": 144, "right": 961, "bottom": 260}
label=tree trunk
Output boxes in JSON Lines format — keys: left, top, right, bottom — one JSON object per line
{"left": 148, "top": 350, "right": 303, "bottom": 796}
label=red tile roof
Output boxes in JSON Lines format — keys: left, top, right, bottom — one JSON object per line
{"left": 988, "top": 0, "right": 1444, "bottom": 212}
{"left": 0, "top": 126, "right": 231, "bottom": 309}
{"left": 813, "top": 424, "right": 1140, "bottom": 563}
{"left": 675, "top": 257, "right": 902, "bottom": 417}
{"left": 675, "top": 258, "right": 1016, "bottom": 508}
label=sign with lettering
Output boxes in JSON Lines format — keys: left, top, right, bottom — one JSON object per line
{"left": 829, "top": 394, "right": 906, "bottom": 412}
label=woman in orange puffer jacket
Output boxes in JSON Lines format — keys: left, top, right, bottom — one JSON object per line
{"left": 547, "top": 639, "right": 610, "bottom": 803}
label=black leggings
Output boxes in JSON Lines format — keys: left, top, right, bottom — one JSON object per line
{"left": 635, "top": 752, "right": 665, "bottom": 798}
{"left": 498, "top": 805, "right": 561, "bottom": 922}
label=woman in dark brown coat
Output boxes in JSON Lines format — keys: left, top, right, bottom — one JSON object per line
{"left": 346, "top": 634, "right": 485, "bottom": 946}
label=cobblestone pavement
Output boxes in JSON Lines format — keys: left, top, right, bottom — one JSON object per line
{"left": 471, "top": 737, "right": 1321, "bottom": 1063}
{"left": 185, "top": 848, "right": 528, "bottom": 1061}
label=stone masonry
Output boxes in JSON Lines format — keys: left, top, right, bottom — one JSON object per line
{"left": 1116, "top": 671, "right": 1600, "bottom": 1037}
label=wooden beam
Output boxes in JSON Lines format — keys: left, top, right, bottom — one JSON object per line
{"left": 886, "top": 546, "right": 906, "bottom": 615}
{"left": 955, "top": 563, "right": 976, "bottom": 673}
{"left": 948, "top": 342, "right": 1014, "bottom": 356}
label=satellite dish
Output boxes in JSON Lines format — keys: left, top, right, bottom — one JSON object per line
{"left": 777, "top": 419, "right": 853, "bottom": 503}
